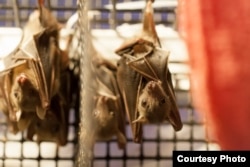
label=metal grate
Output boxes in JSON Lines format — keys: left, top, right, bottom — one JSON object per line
{"left": 0, "top": 0, "right": 219, "bottom": 167}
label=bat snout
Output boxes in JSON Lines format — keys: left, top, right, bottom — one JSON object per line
{"left": 17, "top": 74, "right": 28, "bottom": 86}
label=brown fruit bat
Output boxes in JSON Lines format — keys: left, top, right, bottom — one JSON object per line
{"left": 0, "top": 0, "right": 71, "bottom": 146}
{"left": 0, "top": 0, "right": 63, "bottom": 121}
{"left": 93, "top": 95, "right": 126, "bottom": 149}
{"left": 115, "top": 0, "right": 182, "bottom": 143}
{"left": 0, "top": 29, "right": 61, "bottom": 121}
{"left": 92, "top": 46, "right": 126, "bottom": 149}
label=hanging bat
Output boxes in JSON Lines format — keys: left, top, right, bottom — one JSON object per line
{"left": 92, "top": 47, "right": 126, "bottom": 149}
{"left": 0, "top": 0, "right": 63, "bottom": 121}
{"left": 115, "top": 0, "right": 182, "bottom": 143}
{"left": 0, "top": 29, "right": 60, "bottom": 121}
{"left": 121, "top": 45, "right": 182, "bottom": 130}
{"left": 0, "top": 1, "right": 71, "bottom": 147}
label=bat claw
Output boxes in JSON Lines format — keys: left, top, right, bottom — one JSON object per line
{"left": 15, "top": 109, "right": 22, "bottom": 121}
{"left": 36, "top": 106, "right": 46, "bottom": 120}
{"left": 132, "top": 115, "right": 147, "bottom": 123}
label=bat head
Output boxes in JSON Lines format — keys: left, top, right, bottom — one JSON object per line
{"left": 93, "top": 96, "right": 126, "bottom": 149}
{"left": 134, "top": 81, "right": 170, "bottom": 124}
{"left": 11, "top": 73, "right": 42, "bottom": 113}
{"left": 94, "top": 96, "right": 117, "bottom": 128}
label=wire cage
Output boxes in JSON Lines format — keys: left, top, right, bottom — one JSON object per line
{"left": 0, "top": 0, "right": 220, "bottom": 167}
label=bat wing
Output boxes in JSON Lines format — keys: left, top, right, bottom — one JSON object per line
{"left": 117, "top": 57, "right": 143, "bottom": 143}
{"left": 0, "top": 41, "right": 36, "bottom": 120}
{"left": 165, "top": 69, "right": 183, "bottom": 131}
{"left": 126, "top": 46, "right": 170, "bottom": 81}
{"left": 19, "top": 37, "right": 49, "bottom": 118}
{"left": 153, "top": 48, "right": 183, "bottom": 131}
{"left": 33, "top": 29, "right": 61, "bottom": 99}
{"left": 18, "top": 29, "right": 61, "bottom": 117}
{"left": 0, "top": 74, "right": 16, "bottom": 120}
{"left": 50, "top": 94, "right": 68, "bottom": 146}
{"left": 95, "top": 65, "right": 116, "bottom": 97}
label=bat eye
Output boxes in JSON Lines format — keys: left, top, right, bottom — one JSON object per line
{"left": 14, "top": 92, "right": 18, "bottom": 98}
{"left": 141, "top": 99, "right": 147, "bottom": 108}
{"left": 160, "top": 98, "right": 166, "bottom": 104}
{"left": 109, "top": 111, "right": 115, "bottom": 116}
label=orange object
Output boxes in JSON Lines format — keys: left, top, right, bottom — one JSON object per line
{"left": 178, "top": 0, "right": 250, "bottom": 150}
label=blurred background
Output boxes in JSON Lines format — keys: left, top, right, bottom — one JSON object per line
{"left": 0, "top": 0, "right": 219, "bottom": 167}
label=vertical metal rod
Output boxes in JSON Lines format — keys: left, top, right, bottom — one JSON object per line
{"left": 47, "top": 0, "right": 51, "bottom": 9}
{"left": 12, "top": 0, "right": 20, "bottom": 27}
{"left": 109, "top": 0, "right": 117, "bottom": 29}
{"left": 76, "top": 0, "right": 96, "bottom": 166}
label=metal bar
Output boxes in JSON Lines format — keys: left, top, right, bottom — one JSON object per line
{"left": 76, "top": 0, "right": 95, "bottom": 166}
{"left": 109, "top": 0, "right": 117, "bottom": 30}
{"left": 11, "top": 0, "right": 20, "bottom": 27}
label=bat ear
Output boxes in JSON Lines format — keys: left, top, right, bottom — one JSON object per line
{"left": 167, "top": 110, "right": 183, "bottom": 131}
{"left": 132, "top": 115, "right": 147, "bottom": 123}
{"left": 117, "top": 131, "right": 127, "bottom": 149}
{"left": 15, "top": 110, "right": 22, "bottom": 121}
{"left": 36, "top": 106, "right": 46, "bottom": 120}
{"left": 26, "top": 124, "right": 36, "bottom": 140}
{"left": 18, "top": 118, "right": 31, "bottom": 131}
{"left": 17, "top": 113, "right": 33, "bottom": 131}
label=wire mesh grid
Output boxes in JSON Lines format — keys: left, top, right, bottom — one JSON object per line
{"left": 0, "top": 0, "right": 219, "bottom": 167}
